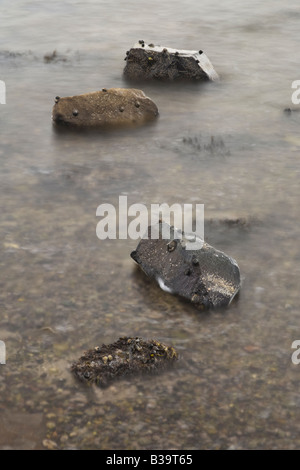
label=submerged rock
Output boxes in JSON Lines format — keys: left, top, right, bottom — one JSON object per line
{"left": 52, "top": 88, "right": 158, "bottom": 129}
{"left": 71, "top": 337, "right": 178, "bottom": 387}
{"left": 124, "top": 41, "right": 219, "bottom": 82}
{"left": 131, "top": 222, "right": 240, "bottom": 309}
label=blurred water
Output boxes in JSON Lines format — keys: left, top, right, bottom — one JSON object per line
{"left": 0, "top": 0, "right": 299, "bottom": 450}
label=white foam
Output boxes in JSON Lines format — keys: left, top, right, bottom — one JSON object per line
{"left": 157, "top": 276, "right": 174, "bottom": 294}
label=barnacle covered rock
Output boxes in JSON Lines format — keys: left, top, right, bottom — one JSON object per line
{"left": 52, "top": 88, "right": 158, "bottom": 129}
{"left": 124, "top": 41, "right": 219, "bottom": 82}
{"left": 71, "top": 337, "right": 178, "bottom": 387}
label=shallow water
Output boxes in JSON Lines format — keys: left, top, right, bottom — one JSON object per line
{"left": 0, "top": 0, "right": 300, "bottom": 450}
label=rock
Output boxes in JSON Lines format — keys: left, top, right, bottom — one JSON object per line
{"left": 42, "top": 439, "right": 58, "bottom": 450}
{"left": 52, "top": 88, "right": 159, "bottom": 129}
{"left": 124, "top": 41, "right": 219, "bottom": 82}
{"left": 71, "top": 337, "right": 178, "bottom": 387}
{"left": 130, "top": 222, "right": 240, "bottom": 309}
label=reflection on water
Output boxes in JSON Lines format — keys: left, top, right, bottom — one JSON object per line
{"left": 0, "top": 0, "right": 300, "bottom": 450}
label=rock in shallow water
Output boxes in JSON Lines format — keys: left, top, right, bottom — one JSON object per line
{"left": 52, "top": 88, "right": 158, "bottom": 129}
{"left": 131, "top": 222, "right": 241, "bottom": 309}
{"left": 124, "top": 41, "right": 219, "bottom": 82}
{"left": 71, "top": 337, "right": 178, "bottom": 387}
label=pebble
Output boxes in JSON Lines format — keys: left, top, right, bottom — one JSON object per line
{"left": 42, "top": 439, "right": 58, "bottom": 450}
{"left": 46, "top": 422, "right": 56, "bottom": 430}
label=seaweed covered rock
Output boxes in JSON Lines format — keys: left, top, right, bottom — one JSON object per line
{"left": 131, "top": 222, "right": 240, "bottom": 309}
{"left": 52, "top": 88, "right": 159, "bottom": 129}
{"left": 124, "top": 41, "right": 219, "bottom": 82}
{"left": 71, "top": 337, "right": 178, "bottom": 387}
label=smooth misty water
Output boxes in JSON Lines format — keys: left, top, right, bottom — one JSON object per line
{"left": 0, "top": 0, "right": 299, "bottom": 450}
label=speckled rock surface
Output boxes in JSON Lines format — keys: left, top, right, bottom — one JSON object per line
{"left": 71, "top": 337, "right": 178, "bottom": 387}
{"left": 131, "top": 222, "right": 241, "bottom": 309}
{"left": 124, "top": 41, "right": 219, "bottom": 81}
{"left": 52, "top": 88, "right": 159, "bottom": 128}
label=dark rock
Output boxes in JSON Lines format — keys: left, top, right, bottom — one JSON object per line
{"left": 71, "top": 337, "right": 178, "bottom": 387}
{"left": 124, "top": 42, "right": 219, "bottom": 82}
{"left": 52, "top": 88, "right": 159, "bottom": 129}
{"left": 130, "top": 222, "right": 240, "bottom": 309}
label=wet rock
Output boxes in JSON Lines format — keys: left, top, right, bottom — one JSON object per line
{"left": 52, "top": 88, "right": 158, "bottom": 129}
{"left": 124, "top": 41, "right": 219, "bottom": 82}
{"left": 130, "top": 222, "right": 240, "bottom": 309}
{"left": 71, "top": 337, "right": 178, "bottom": 387}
